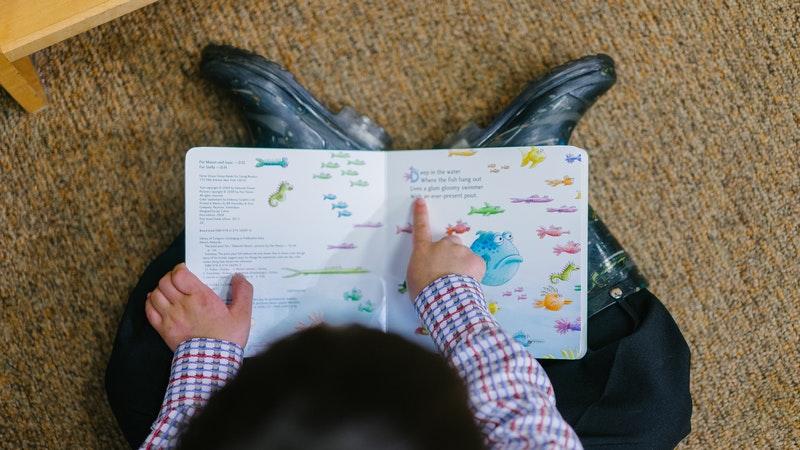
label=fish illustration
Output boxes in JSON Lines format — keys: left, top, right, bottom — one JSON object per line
{"left": 347, "top": 159, "right": 366, "bottom": 165}
{"left": 520, "top": 146, "right": 546, "bottom": 168}
{"left": 547, "top": 205, "right": 578, "bottom": 213}
{"left": 514, "top": 287, "right": 524, "bottom": 292}
{"left": 553, "top": 241, "right": 581, "bottom": 255}
{"left": 534, "top": 286, "right": 573, "bottom": 311}
{"left": 468, "top": 203, "right": 505, "bottom": 216}
{"left": 396, "top": 223, "right": 413, "bottom": 234}
{"left": 328, "top": 243, "right": 356, "bottom": 250}
{"left": 565, "top": 153, "right": 582, "bottom": 163}
{"left": 343, "top": 288, "right": 362, "bottom": 302}
{"left": 341, "top": 169, "right": 358, "bottom": 176}
{"left": 415, "top": 326, "right": 430, "bottom": 335}
{"left": 255, "top": 157, "right": 288, "bottom": 168}
{"left": 350, "top": 180, "right": 369, "bottom": 187}
{"left": 489, "top": 168, "right": 500, "bottom": 173}
{"left": 354, "top": 221, "right": 383, "bottom": 228}
{"left": 331, "top": 201, "right": 349, "bottom": 209}
{"left": 517, "top": 294, "right": 528, "bottom": 300}
{"left": 268, "top": 181, "right": 293, "bottom": 207}
{"left": 321, "top": 162, "right": 340, "bottom": 169}
{"left": 554, "top": 317, "right": 581, "bottom": 334}
{"left": 575, "top": 191, "right": 581, "bottom": 199}
{"left": 282, "top": 267, "right": 369, "bottom": 278}
{"left": 322, "top": 194, "right": 337, "bottom": 200}
{"left": 448, "top": 149, "right": 477, "bottom": 157}
{"left": 536, "top": 226, "right": 570, "bottom": 239}
{"left": 488, "top": 302, "right": 500, "bottom": 315}
{"left": 337, "top": 210, "right": 352, "bottom": 217}
{"left": 446, "top": 220, "right": 471, "bottom": 235}
{"left": 502, "top": 291, "right": 512, "bottom": 297}
{"left": 358, "top": 301, "right": 375, "bottom": 313}
{"left": 510, "top": 194, "right": 553, "bottom": 204}
{"left": 513, "top": 331, "right": 533, "bottom": 347}
{"left": 546, "top": 176, "right": 574, "bottom": 187}
{"left": 331, "top": 152, "right": 351, "bottom": 158}
{"left": 550, "top": 262, "right": 579, "bottom": 284}
{"left": 501, "top": 165, "right": 510, "bottom": 169}
{"left": 470, "top": 231, "right": 523, "bottom": 286}
{"left": 397, "top": 281, "right": 408, "bottom": 294}
{"left": 487, "top": 163, "right": 497, "bottom": 168}
{"left": 404, "top": 167, "right": 419, "bottom": 182}
{"left": 313, "top": 172, "right": 332, "bottom": 179}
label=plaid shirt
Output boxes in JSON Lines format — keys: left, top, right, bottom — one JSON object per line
{"left": 141, "top": 274, "right": 581, "bottom": 449}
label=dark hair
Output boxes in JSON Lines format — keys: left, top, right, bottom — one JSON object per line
{"left": 177, "top": 325, "right": 484, "bottom": 450}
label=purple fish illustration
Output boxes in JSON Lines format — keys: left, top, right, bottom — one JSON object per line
{"left": 396, "top": 223, "right": 413, "bottom": 234}
{"left": 502, "top": 291, "right": 512, "bottom": 297}
{"left": 327, "top": 243, "right": 356, "bottom": 250}
{"left": 354, "top": 221, "right": 383, "bottom": 228}
{"left": 554, "top": 317, "right": 582, "bottom": 334}
{"left": 565, "top": 153, "right": 582, "bottom": 163}
{"left": 510, "top": 195, "right": 553, "bottom": 204}
{"left": 517, "top": 294, "right": 528, "bottom": 300}
{"left": 514, "top": 287, "right": 524, "bottom": 292}
{"left": 547, "top": 205, "right": 578, "bottom": 213}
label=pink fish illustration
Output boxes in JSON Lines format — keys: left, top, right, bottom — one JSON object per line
{"left": 396, "top": 223, "right": 413, "bottom": 234}
{"left": 537, "top": 225, "right": 571, "bottom": 239}
{"left": 354, "top": 221, "right": 383, "bottom": 228}
{"left": 446, "top": 220, "right": 471, "bottom": 235}
{"left": 553, "top": 241, "right": 581, "bottom": 255}
{"left": 554, "top": 317, "right": 581, "bottom": 334}
{"left": 514, "top": 287, "right": 524, "bottom": 292}
{"left": 510, "top": 194, "right": 553, "bottom": 204}
{"left": 517, "top": 294, "right": 528, "bottom": 300}
{"left": 502, "top": 291, "right": 513, "bottom": 297}
{"left": 327, "top": 243, "right": 357, "bottom": 250}
{"left": 546, "top": 205, "right": 578, "bottom": 213}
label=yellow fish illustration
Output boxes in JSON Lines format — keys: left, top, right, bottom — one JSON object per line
{"left": 448, "top": 149, "right": 477, "bottom": 157}
{"left": 575, "top": 191, "right": 581, "bottom": 199}
{"left": 520, "top": 146, "right": 546, "bottom": 168}
{"left": 534, "top": 287, "right": 573, "bottom": 311}
{"left": 546, "top": 176, "right": 574, "bottom": 187}
{"left": 488, "top": 302, "right": 501, "bottom": 315}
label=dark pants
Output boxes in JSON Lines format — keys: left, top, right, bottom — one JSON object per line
{"left": 105, "top": 232, "right": 691, "bottom": 449}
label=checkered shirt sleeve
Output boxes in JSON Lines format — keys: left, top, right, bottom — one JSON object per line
{"left": 139, "top": 338, "right": 243, "bottom": 450}
{"left": 414, "top": 274, "right": 583, "bottom": 450}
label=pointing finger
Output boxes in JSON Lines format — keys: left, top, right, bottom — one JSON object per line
{"left": 441, "top": 234, "right": 463, "bottom": 246}
{"left": 412, "top": 197, "right": 432, "bottom": 247}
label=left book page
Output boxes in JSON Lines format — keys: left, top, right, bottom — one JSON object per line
{"left": 185, "top": 147, "right": 388, "bottom": 356}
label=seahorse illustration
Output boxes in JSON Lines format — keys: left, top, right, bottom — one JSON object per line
{"left": 550, "top": 262, "right": 579, "bottom": 284}
{"left": 268, "top": 181, "right": 293, "bottom": 207}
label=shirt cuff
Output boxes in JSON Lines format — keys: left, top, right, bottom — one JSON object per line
{"left": 155, "top": 338, "right": 244, "bottom": 422}
{"left": 413, "top": 274, "right": 499, "bottom": 356}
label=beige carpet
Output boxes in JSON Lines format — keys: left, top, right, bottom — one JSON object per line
{"left": 1, "top": 0, "right": 798, "bottom": 447}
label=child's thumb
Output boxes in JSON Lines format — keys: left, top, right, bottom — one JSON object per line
{"left": 229, "top": 273, "right": 253, "bottom": 318}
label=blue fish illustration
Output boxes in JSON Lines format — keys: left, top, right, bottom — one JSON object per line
{"left": 470, "top": 231, "right": 523, "bottom": 286}
{"left": 323, "top": 194, "right": 337, "bottom": 201}
{"left": 337, "top": 210, "right": 352, "bottom": 217}
{"left": 565, "top": 153, "right": 582, "bottom": 163}
{"left": 331, "top": 201, "right": 348, "bottom": 209}
{"left": 512, "top": 331, "right": 533, "bottom": 347}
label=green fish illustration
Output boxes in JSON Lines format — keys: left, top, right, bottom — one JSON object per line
{"left": 350, "top": 180, "right": 369, "bottom": 187}
{"left": 331, "top": 152, "right": 351, "bottom": 158}
{"left": 255, "top": 157, "right": 288, "bottom": 168}
{"left": 347, "top": 159, "right": 366, "bottom": 166}
{"left": 341, "top": 169, "right": 358, "bottom": 176}
{"left": 282, "top": 267, "right": 370, "bottom": 278}
{"left": 321, "top": 162, "right": 340, "bottom": 169}
{"left": 313, "top": 172, "right": 332, "bottom": 179}
{"left": 468, "top": 202, "right": 505, "bottom": 216}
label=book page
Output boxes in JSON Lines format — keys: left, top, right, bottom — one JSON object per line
{"left": 185, "top": 147, "right": 389, "bottom": 356}
{"left": 384, "top": 147, "right": 588, "bottom": 359}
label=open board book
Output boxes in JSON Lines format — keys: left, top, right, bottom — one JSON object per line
{"left": 186, "top": 146, "right": 588, "bottom": 359}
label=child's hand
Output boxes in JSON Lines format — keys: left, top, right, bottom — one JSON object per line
{"left": 145, "top": 263, "right": 253, "bottom": 351}
{"left": 406, "top": 198, "right": 486, "bottom": 299}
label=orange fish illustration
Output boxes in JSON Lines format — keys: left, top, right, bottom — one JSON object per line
{"left": 546, "top": 176, "right": 574, "bottom": 187}
{"left": 534, "top": 286, "right": 573, "bottom": 311}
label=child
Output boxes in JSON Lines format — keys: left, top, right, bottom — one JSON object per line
{"left": 138, "top": 198, "right": 579, "bottom": 449}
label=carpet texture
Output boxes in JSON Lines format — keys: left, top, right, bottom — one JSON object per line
{"left": 1, "top": 0, "right": 798, "bottom": 447}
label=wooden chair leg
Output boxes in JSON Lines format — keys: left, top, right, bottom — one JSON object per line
{"left": 0, "top": 53, "right": 47, "bottom": 113}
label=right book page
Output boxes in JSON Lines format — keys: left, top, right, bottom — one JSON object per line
{"left": 383, "top": 146, "right": 589, "bottom": 359}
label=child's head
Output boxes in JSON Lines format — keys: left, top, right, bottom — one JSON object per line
{"left": 177, "top": 325, "right": 484, "bottom": 450}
